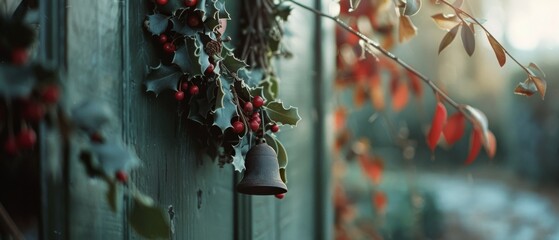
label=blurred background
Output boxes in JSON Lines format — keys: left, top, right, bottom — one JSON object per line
{"left": 332, "top": 0, "right": 559, "bottom": 239}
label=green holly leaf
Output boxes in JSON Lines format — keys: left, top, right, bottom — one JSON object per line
{"left": 156, "top": 1, "right": 183, "bottom": 14}
{"left": 0, "top": 65, "right": 36, "bottom": 98}
{"left": 221, "top": 51, "right": 248, "bottom": 74}
{"left": 172, "top": 37, "right": 205, "bottom": 78}
{"left": 129, "top": 193, "right": 170, "bottom": 239}
{"left": 214, "top": 1, "right": 231, "bottom": 20}
{"left": 203, "top": 2, "right": 222, "bottom": 31}
{"left": 187, "top": 98, "right": 206, "bottom": 125}
{"left": 145, "top": 14, "right": 169, "bottom": 35}
{"left": 263, "top": 101, "right": 301, "bottom": 126}
{"left": 276, "top": 3, "right": 293, "bottom": 21}
{"left": 171, "top": 14, "right": 202, "bottom": 37}
{"left": 264, "top": 134, "right": 287, "bottom": 168}
{"left": 214, "top": 79, "right": 226, "bottom": 109}
{"left": 195, "top": 34, "right": 211, "bottom": 74}
{"left": 145, "top": 63, "right": 182, "bottom": 96}
{"left": 232, "top": 143, "right": 245, "bottom": 172}
{"left": 212, "top": 76, "right": 236, "bottom": 132}
{"left": 258, "top": 75, "right": 279, "bottom": 102}
{"left": 279, "top": 168, "right": 287, "bottom": 183}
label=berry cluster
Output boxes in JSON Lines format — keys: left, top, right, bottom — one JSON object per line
{"left": 1, "top": 84, "right": 60, "bottom": 157}
{"left": 231, "top": 95, "right": 280, "bottom": 136}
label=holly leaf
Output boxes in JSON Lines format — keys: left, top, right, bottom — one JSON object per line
{"left": 214, "top": 1, "right": 231, "bottom": 20}
{"left": 264, "top": 134, "right": 288, "bottom": 168}
{"left": 258, "top": 75, "right": 279, "bottom": 102}
{"left": 232, "top": 142, "right": 245, "bottom": 172}
{"left": 0, "top": 65, "right": 36, "bottom": 98}
{"left": 276, "top": 3, "right": 293, "bottom": 21}
{"left": 279, "top": 168, "right": 287, "bottom": 183}
{"left": 461, "top": 22, "right": 475, "bottom": 56}
{"left": 145, "top": 14, "right": 169, "bottom": 35}
{"left": 486, "top": 32, "right": 506, "bottom": 66}
{"left": 263, "top": 101, "right": 301, "bottom": 126}
{"left": 187, "top": 98, "right": 206, "bottom": 125}
{"left": 156, "top": 1, "right": 183, "bottom": 14}
{"left": 212, "top": 76, "right": 236, "bottom": 132}
{"left": 71, "top": 100, "right": 115, "bottom": 132}
{"left": 439, "top": 23, "right": 460, "bottom": 54}
{"left": 172, "top": 37, "right": 205, "bottom": 78}
{"left": 431, "top": 13, "right": 460, "bottom": 30}
{"left": 145, "top": 63, "right": 182, "bottom": 96}
{"left": 399, "top": 15, "right": 417, "bottom": 43}
{"left": 170, "top": 12, "right": 203, "bottom": 37}
{"left": 195, "top": 34, "right": 212, "bottom": 75}
{"left": 514, "top": 79, "right": 538, "bottom": 97}
{"left": 129, "top": 193, "right": 170, "bottom": 239}
{"left": 221, "top": 51, "right": 248, "bottom": 74}
{"left": 91, "top": 141, "right": 140, "bottom": 176}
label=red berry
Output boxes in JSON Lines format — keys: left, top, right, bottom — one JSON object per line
{"left": 184, "top": 0, "right": 198, "bottom": 7}
{"left": 181, "top": 82, "right": 189, "bottom": 91}
{"left": 17, "top": 129, "right": 36, "bottom": 149}
{"left": 243, "top": 102, "right": 253, "bottom": 113}
{"left": 271, "top": 124, "right": 280, "bottom": 133}
{"left": 158, "top": 34, "right": 168, "bottom": 44}
{"left": 41, "top": 85, "right": 60, "bottom": 104}
{"left": 275, "top": 193, "right": 285, "bottom": 199}
{"left": 232, "top": 121, "right": 244, "bottom": 134}
{"left": 189, "top": 85, "right": 199, "bottom": 95}
{"left": 252, "top": 96, "right": 265, "bottom": 108}
{"left": 3, "top": 138, "right": 18, "bottom": 156}
{"left": 251, "top": 112, "right": 260, "bottom": 119}
{"left": 163, "top": 42, "right": 176, "bottom": 53}
{"left": 155, "top": 0, "right": 168, "bottom": 5}
{"left": 90, "top": 132, "right": 104, "bottom": 143}
{"left": 175, "top": 91, "right": 185, "bottom": 101}
{"left": 11, "top": 48, "right": 28, "bottom": 65}
{"left": 115, "top": 170, "right": 128, "bottom": 183}
{"left": 187, "top": 15, "right": 201, "bottom": 28}
{"left": 249, "top": 120, "right": 260, "bottom": 132}
{"left": 205, "top": 64, "right": 214, "bottom": 75}
{"left": 22, "top": 102, "right": 45, "bottom": 122}
{"left": 252, "top": 116, "right": 261, "bottom": 124}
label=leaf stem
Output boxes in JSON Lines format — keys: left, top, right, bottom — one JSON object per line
{"left": 286, "top": 0, "right": 460, "bottom": 110}
{"left": 439, "top": 0, "right": 532, "bottom": 76}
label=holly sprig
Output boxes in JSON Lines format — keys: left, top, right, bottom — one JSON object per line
{"left": 143, "top": 0, "right": 300, "bottom": 175}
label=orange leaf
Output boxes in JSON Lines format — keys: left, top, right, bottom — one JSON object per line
{"left": 354, "top": 86, "right": 368, "bottom": 108}
{"left": 399, "top": 15, "right": 417, "bottom": 43}
{"left": 391, "top": 78, "right": 409, "bottom": 112}
{"left": 485, "top": 130, "right": 496, "bottom": 159}
{"left": 334, "top": 107, "right": 347, "bottom": 132}
{"left": 373, "top": 191, "right": 388, "bottom": 212}
{"left": 443, "top": 112, "right": 465, "bottom": 145}
{"left": 359, "top": 155, "right": 383, "bottom": 185}
{"left": 369, "top": 75, "right": 385, "bottom": 111}
{"left": 527, "top": 62, "right": 546, "bottom": 78}
{"left": 407, "top": 70, "right": 423, "bottom": 97}
{"left": 439, "top": 23, "right": 460, "bottom": 54}
{"left": 427, "top": 102, "right": 447, "bottom": 151}
{"left": 530, "top": 76, "right": 547, "bottom": 100}
{"left": 486, "top": 32, "right": 506, "bottom": 66}
{"left": 431, "top": 13, "right": 460, "bottom": 30}
{"left": 465, "top": 129, "right": 482, "bottom": 165}
{"left": 514, "top": 79, "right": 538, "bottom": 97}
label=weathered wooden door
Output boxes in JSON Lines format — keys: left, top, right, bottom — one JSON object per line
{"left": 41, "top": 0, "right": 334, "bottom": 239}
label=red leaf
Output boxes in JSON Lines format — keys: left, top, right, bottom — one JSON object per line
{"left": 465, "top": 129, "right": 483, "bottom": 165}
{"left": 359, "top": 155, "right": 383, "bottom": 185}
{"left": 334, "top": 107, "right": 347, "bottom": 132}
{"left": 407, "top": 70, "right": 423, "bottom": 97}
{"left": 369, "top": 74, "right": 385, "bottom": 111}
{"left": 485, "top": 130, "right": 497, "bottom": 159}
{"left": 443, "top": 112, "right": 465, "bottom": 145}
{"left": 391, "top": 77, "right": 409, "bottom": 112}
{"left": 354, "top": 85, "right": 368, "bottom": 108}
{"left": 427, "top": 102, "right": 447, "bottom": 151}
{"left": 373, "top": 191, "right": 388, "bottom": 213}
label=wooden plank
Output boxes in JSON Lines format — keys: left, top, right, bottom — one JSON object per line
{"left": 123, "top": 2, "right": 235, "bottom": 239}
{"left": 65, "top": 0, "right": 125, "bottom": 239}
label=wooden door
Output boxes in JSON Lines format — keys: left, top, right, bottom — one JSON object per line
{"left": 40, "top": 0, "right": 334, "bottom": 239}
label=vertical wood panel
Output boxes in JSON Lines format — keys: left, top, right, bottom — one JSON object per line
{"left": 65, "top": 0, "right": 125, "bottom": 239}
{"left": 123, "top": 2, "right": 235, "bottom": 240}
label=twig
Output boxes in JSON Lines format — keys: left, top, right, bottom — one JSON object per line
{"left": 439, "top": 0, "right": 532, "bottom": 76}
{"left": 286, "top": 0, "right": 461, "bottom": 111}
{"left": 0, "top": 202, "right": 24, "bottom": 240}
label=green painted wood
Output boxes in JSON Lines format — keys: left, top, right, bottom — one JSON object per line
{"left": 123, "top": 1, "right": 235, "bottom": 240}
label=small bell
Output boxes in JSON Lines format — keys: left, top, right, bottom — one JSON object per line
{"left": 236, "top": 140, "right": 288, "bottom": 195}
